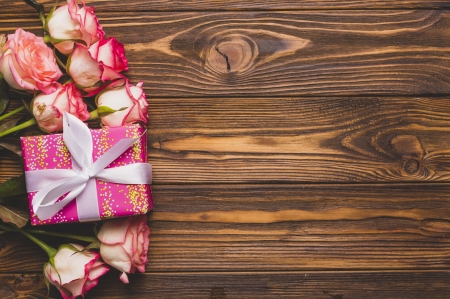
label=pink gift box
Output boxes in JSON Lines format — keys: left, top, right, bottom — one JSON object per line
{"left": 20, "top": 125, "right": 153, "bottom": 226}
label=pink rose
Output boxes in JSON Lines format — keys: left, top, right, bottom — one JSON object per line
{"left": 32, "top": 82, "right": 90, "bottom": 132}
{"left": 46, "top": 0, "right": 104, "bottom": 55}
{"left": 97, "top": 215, "right": 150, "bottom": 284}
{"left": 0, "top": 28, "right": 62, "bottom": 94}
{"left": 67, "top": 37, "right": 128, "bottom": 95}
{"left": 96, "top": 81, "right": 148, "bottom": 127}
{"left": 44, "top": 244, "right": 109, "bottom": 299}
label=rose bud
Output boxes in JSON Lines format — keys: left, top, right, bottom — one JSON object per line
{"left": 67, "top": 37, "right": 128, "bottom": 95}
{"left": 0, "top": 28, "right": 62, "bottom": 94}
{"left": 32, "top": 83, "right": 90, "bottom": 133}
{"left": 96, "top": 81, "right": 148, "bottom": 127}
{"left": 46, "top": 0, "right": 104, "bottom": 55}
{"left": 97, "top": 215, "right": 150, "bottom": 284}
{"left": 44, "top": 244, "right": 109, "bottom": 299}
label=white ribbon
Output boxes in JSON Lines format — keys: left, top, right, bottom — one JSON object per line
{"left": 25, "top": 112, "right": 152, "bottom": 221}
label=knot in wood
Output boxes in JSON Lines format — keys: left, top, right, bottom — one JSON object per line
{"left": 207, "top": 34, "right": 258, "bottom": 74}
{"left": 404, "top": 159, "right": 419, "bottom": 174}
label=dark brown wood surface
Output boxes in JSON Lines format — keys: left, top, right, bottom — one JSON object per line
{"left": 4, "top": 0, "right": 450, "bottom": 11}
{"left": 1, "top": 0, "right": 450, "bottom": 298}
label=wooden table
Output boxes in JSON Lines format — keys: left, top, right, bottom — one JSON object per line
{"left": 1, "top": 1, "right": 450, "bottom": 298}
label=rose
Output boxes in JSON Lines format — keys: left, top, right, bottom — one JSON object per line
{"left": 32, "top": 82, "right": 90, "bottom": 132}
{"left": 46, "top": 0, "right": 104, "bottom": 55}
{"left": 44, "top": 244, "right": 109, "bottom": 299}
{"left": 97, "top": 215, "right": 150, "bottom": 283}
{"left": 67, "top": 37, "right": 128, "bottom": 95}
{"left": 0, "top": 28, "right": 62, "bottom": 94}
{"left": 96, "top": 81, "right": 148, "bottom": 127}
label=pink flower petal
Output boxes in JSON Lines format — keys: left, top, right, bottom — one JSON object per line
{"left": 53, "top": 244, "right": 99, "bottom": 285}
{"left": 100, "top": 243, "right": 132, "bottom": 273}
{"left": 97, "top": 217, "right": 130, "bottom": 244}
{"left": 88, "top": 263, "right": 110, "bottom": 280}
{"left": 61, "top": 277, "right": 87, "bottom": 298}
{"left": 68, "top": 44, "right": 102, "bottom": 87}
{"left": 120, "top": 272, "right": 129, "bottom": 284}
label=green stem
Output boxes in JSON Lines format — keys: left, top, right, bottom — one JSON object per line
{"left": 0, "top": 106, "right": 25, "bottom": 122}
{"left": 89, "top": 110, "right": 99, "bottom": 120}
{"left": 0, "top": 118, "right": 36, "bottom": 138}
{"left": 0, "top": 223, "right": 57, "bottom": 258}
{"left": 26, "top": 229, "right": 98, "bottom": 243}
{"left": 43, "top": 35, "right": 51, "bottom": 43}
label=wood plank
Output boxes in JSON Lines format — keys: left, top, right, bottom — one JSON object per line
{"left": 5, "top": 0, "right": 450, "bottom": 12}
{"left": 1, "top": 271, "right": 450, "bottom": 299}
{"left": 2, "top": 97, "right": 450, "bottom": 183}
{"left": 88, "top": 10, "right": 450, "bottom": 96}
{"left": 2, "top": 10, "right": 450, "bottom": 96}
{"left": 145, "top": 97, "right": 450, "bottom": 183}
{"left": 1, "top": 184, "right": 450, "bottom": 272}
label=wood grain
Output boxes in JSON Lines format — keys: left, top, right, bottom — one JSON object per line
{"left": 102, "top": 10, "right": 450, "bottom": 97}
{"left": 2, "top": 10, "right": 450, "bottom": 96}
{"left": 1, "top": 184, "right": 450, "bottom": 273}
{"left": 5, "top": 0, "right": 450, "bottom": 12}
{"left": 145, "top": 97, "right": 450, "bottom": 183}
{"left": 2, "top": 271, "right": 450, "bottom": 299}
{"left": 2, "top": 97, "right": 450, "bottom": 184}
{"left": 2, "top": 1, "right": 450, "bottom": 298}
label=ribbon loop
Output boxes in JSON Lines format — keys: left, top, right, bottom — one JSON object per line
{"left": 27, "top": 112, "right": 152, "bottom": 221}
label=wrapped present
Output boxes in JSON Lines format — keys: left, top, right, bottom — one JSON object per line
{"left": 20, "top": 113, "right": 153, "bottom": 226}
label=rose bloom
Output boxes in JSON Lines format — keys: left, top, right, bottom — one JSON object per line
{"left": 32, "top": 83, "right": 90, "bottom": 132}
{"left": 97, "top": 215, "right": 150, "bottom": 283}
{"left": 96, "top": 81, "right": 148, "bottom": 127}
{"left": 45, "top": 244, "right": 109, "bottom": 299}
{"left": 67, "top": 37, "right": 128, "bottom": 95}
{"left": 0, "top": 28, "right": 62, "bottom": 94}
{"left": 46, "top": 0, "right": 104, "bottom": 55}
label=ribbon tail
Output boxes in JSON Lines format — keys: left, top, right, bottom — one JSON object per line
{"left": 90, "top": 137, "right": 140, "bottom": 176}
{"left": 32, "top": 174, "right": 88, "bottom": 221}
{"left": 25, "top": 169, "right": 77, "bottom": 192}
{"left": 35, "top": 183, "right": 86, "bottom": 221}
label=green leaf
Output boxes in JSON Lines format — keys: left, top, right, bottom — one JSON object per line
{"left": 0, "top": 74, "right": 10, "bottom": 115}
{"left": 0, "top": 204, "right": 29, "bottom": 227}
{"left": 97, "top": 105, "right": 128, "bottom": 117}
{"left": 0, "top": 138, "right": 23, "bottom": 156}
{"left": 0, "top": 117, "right": 22, "bottom": 134}
{"left": 0, "top": 175, "right": 27, "bottom": 198}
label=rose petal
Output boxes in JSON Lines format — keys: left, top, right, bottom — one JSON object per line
{"left": 68, "top": 44, "right": 102, "bottom": 87}
{"left": 120, "top": 272, "right": 129, "bottom": 284}
{"left": 97, "top": 217, "right": 130, "bottom": 244}
{"left": 88, "top": 263, "right": 110, "bottom": 280}
{"left": 61, "top": 277, "right": 87, "bottom": 298}
{"left": 53, "top": 244, "right": 99, "bottom": 285}
{"left": 100, "top": 243, "right": 132, "bottom": 273}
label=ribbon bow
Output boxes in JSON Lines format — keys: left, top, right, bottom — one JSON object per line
{"left": 25, "top": 112, "right": 152, "bottom": 221}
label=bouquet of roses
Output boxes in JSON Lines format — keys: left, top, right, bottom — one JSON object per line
{"left": 0, "top": 0, "right": 153, "bottom": 298}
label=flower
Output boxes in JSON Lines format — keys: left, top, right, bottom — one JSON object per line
{"left": 32, "top": 82, "right": 90, "bottom": 132}
{"left": 96, "top": 81, "right": 148, "bottom": 127}
{"left": 46, "top": 0, "right": 104, "bottom": 55}
{"left": 97, "top": 215, "right": 150, "bottom": 284}
{"left": 67, "top": 37, "right": 127, "bottom": 95}
{"left": 44, "top": 244, "right": 109, "bottom": 299}
{"left": 0, "top": 28, "right": 62, "bottom": 94}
